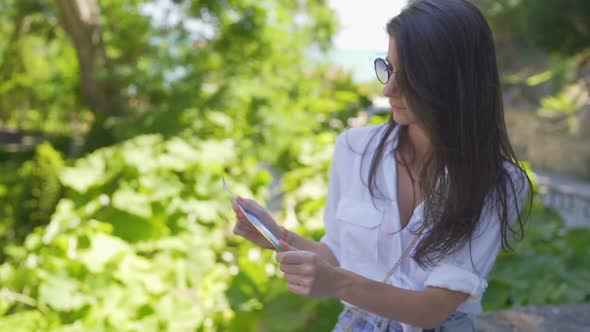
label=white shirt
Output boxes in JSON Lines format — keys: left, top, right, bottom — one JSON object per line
{"left": 320, "top": 125, "right": 529, "bottom": 332}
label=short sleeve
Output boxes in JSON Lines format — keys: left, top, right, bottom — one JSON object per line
{"left": 424, "top": 163, "right": 530, "bottom": 302}
{"left": 320, "top": 133, "right": 346, "bottom": 265}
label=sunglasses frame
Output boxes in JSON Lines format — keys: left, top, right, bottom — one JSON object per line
{"left": 374, "top": 57, "right": 397, "bottom": 85}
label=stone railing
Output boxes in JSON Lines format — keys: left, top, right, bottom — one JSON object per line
{"left": 474, "top": 303, "right": 590, "bottom": 332}
{"left": 536, "top": 170, "right": 590, "bottom": 228}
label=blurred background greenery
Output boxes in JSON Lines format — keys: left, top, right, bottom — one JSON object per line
{"left": 0, "top": 0, "right": 589, "bottom": 331}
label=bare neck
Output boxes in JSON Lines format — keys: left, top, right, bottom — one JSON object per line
{"left": 402, "top": 124, "right": 431, "bottom": 168}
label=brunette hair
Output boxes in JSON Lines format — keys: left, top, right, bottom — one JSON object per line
{"left": 361, "top": 0, "right": 533, "bottom": 267}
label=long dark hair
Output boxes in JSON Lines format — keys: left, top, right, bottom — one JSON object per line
{"left": 362, "top": 0, "right": 533, "bottom": 268}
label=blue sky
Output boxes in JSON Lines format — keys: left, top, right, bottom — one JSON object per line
{"left": 325, "top": 0, "right": 407, "bottom": 82}
{"left": 328, "top": 0, "right": 407, "bottom": 52}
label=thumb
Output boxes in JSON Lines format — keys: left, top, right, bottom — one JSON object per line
{"left": 279, "top": 239, "right": 298, "bottom": 252}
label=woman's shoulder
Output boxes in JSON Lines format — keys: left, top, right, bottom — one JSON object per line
{"left": 335, "top": 124, "right": 394, "bottom": 153}
{"left": 499, "top": 160, "right": 530, "bottom": 194}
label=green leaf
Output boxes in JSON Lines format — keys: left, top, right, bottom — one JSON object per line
{"left": 79, "top": 233, "right": 131, "bottom": 273}
{"left": 196, "top": 139, "right": 236, "bottom": 165}
{"left": 112, "top": 187, "right": 152, "bottom": 218}
{"left": 168, "top": 198, "right": 223, "bottom": 224}
{"left": 61, "top": 153, "right": 109, "bottom": 193}
{"left": 114, "top": 256, "right": 168, "bottom": 295}
{"left": 121, "top": 135, "right": 164, "bottom": 172}
{"left": 139, "top": 173, "right": 183, "bottom": 201}
{"left": 98, "top": 284, "right": 150, "bottom": 326}
{"left": 483, "top": 280, "right": 512, "bottom": 310}
{"left": 154, "top": 293, "right": 204, "bottom": 331}
{"left": 96, "top": 208, "right": 166, "bottom": 242}
{"left": 39, "top": 275, "right": 91, "bottom": 311}
{"left": 0, "top": 310, "right": 47, "bottom": 332}
{"left": 165, "top": 138, "right": 201, "bottom": 164}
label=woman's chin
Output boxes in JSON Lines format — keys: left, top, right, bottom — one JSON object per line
{"left": 391, "top": 111, "right": 410, "bottom": 125}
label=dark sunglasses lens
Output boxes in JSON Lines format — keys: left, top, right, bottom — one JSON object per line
{"left": 374, "top": 59, "right": 389, "bottom": 84}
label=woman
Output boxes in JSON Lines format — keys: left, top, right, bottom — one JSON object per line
{"left": 231, "top": 0, "right": 532, "bottom": 331}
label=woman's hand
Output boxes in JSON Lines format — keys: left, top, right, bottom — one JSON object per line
{"left": 276, "top": 240, "right": 339, "bottom": 298}
{"left": 231, "top": 197, "right": 284, "bottom": 250}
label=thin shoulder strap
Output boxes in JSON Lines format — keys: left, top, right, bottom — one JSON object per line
{"left": 381, "top": 233, "right": 420, "bottom": 283}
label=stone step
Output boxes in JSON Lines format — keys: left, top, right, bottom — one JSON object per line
{"left": 474, "top": 303, "right": 590, "bottom": 332}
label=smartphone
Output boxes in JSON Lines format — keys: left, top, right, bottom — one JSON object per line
{"left": 222, "top": 176, "right": 283, "bottom": 251}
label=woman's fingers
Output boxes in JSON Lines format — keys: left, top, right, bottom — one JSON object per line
{"left": 277, "top": 251, "right": 310, "bottom": 265}
{"left": 230, "top": 197, "right": 279, "bottom": 250}
{"left": 232, "top": 198, "right": 265, "bottom": 225}
{"left": 278, "top": 262, "right": 313, "bottom": 276}
{"left": 283, "top": 273, "right": 311, "bottom": 288}
{"left": 231, "top": 199, "right": 251, "bottom": 227}
{"left": 231, "top": 199, "right": 245, "bottom": 216}
{"left": 234, "top": 217, "right": 256, "bottom": 235}
{"left": 239, "top": 197, "right": 271, "bottom": 219}
{"left": 287, "top": 283, "right": 310, "bottom": 297}
{"left": 232, "top": 202, "right": 255, "bottom": 234}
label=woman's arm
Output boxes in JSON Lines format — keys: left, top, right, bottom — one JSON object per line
{"left": 333, "top": 268, "right": 468, "bottom": 328}
{"left": 276, "top": 242, "right": 467, "bottom": 329}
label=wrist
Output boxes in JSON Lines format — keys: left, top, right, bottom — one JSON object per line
{"left": 331, "top": 266, "right": 354, "bottom": 299}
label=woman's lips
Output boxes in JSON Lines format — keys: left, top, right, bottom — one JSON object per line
{"left": 390, "top": 104, "right": 406, "bottom": 110}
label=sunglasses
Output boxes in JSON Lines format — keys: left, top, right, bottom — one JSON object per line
{"left": 374, "top": 57, "right": 398, "bottom": 85}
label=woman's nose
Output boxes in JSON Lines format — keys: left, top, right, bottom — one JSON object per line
{"left": 382, "top": 75, "right": 401, "bottom": 97}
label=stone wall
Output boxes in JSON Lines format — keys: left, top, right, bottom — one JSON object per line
{"left": 505, "top": 108, "right": 590, "bottom": 180}
{"left": 474, "top": 303, "right": 590, "bottom": 332}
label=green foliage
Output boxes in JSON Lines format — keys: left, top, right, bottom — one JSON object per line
{"left": 0, "top": 161, "right": 23, "bottom": 259}
{"left": 484, "top": 199, "right": 590, "bottom": 310}
{"left": 0, "top": 203, "right": 229, "bottom": 331}
{"left": 0, "top": 0, "right": 81, "bottom": 134}
{"left": 0, "top": 126, "right": 345, "bottom": 330}
{"left": 3, "top": 131, "right": 587, "bottom": 330}
{"left": 540, "top": 93, "right": 580, "bottom": 117}
{"left": 472, "top": 0, "right": 590, "bottom": 56}
{"left": 0, "top": 2, "right": 362, "bottom": 329}
{"left": 1, "top": 0, "right": 588, "bottom": 330}
{"left": 521, "top": 0, "right": 590, "bottom": 56}
{"left": 16, "top": 142, "right": 64, "bottom": 237}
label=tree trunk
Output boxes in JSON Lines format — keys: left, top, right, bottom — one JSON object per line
{"left": 55, "top": 0, "right": 123, "bottom": 116}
